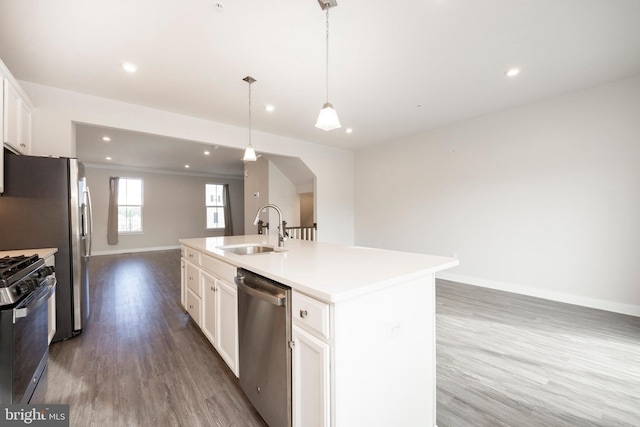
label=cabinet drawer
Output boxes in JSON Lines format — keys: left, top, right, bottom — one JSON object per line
{"left": 292, "top": 291, "right": 330, "bottom": 340}
{"left": 186, "top": 262, "right": 201, "bottom": 297}
{"left": 202, "top": 254, "right": 236, "bottom": 284}
{"left": 185, "top": 247, "right": 201, "bottom": 265}
{"left": 186, "top": 288, "right": 202, "bottom": 327}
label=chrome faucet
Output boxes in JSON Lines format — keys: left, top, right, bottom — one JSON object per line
{"left": 253, "top": 204, "right": 286, "bottom": 247}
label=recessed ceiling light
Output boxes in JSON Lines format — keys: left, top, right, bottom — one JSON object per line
{"left": 102, "top": 136, "right": 111, "bottom": 142}
{"left": 105, "top": 156, "right": 112, "bottom": 161}
{"left": 122, "top": 62, "right": 138, "bottom": 73}
{"left": 346, "top": 128, "right": 353, "bottom": 134}
{"left": 204, "top": 151, "right": 210, "bottom": 156}
{"left": 185, "top": 164, "right": 190, "bottom": 168}
{"left": 265, "top": 105, "right": 275, "bottom": 112}
{"left": 505, "top": 68, "right": 520, "bottom": 77}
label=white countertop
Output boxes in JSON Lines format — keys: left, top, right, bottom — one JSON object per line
{"left": 179, "top": 235, "right": 458, "bottom": 303}
{"left": 0, "top": 247, "right": 58, "bottom": 259}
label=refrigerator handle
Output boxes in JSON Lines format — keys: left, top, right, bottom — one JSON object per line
{"left": 84, "top": 186, "right": 94, "bottom": 258}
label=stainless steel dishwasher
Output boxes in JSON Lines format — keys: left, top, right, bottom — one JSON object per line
{"left": 235, "top": 268, "right": 292, "bottom": 427}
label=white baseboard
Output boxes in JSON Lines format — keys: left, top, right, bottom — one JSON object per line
{"left": 436, "top": 272, "right": 640, "bottom": 318}
{"left": 92, "top": 245, "right": 180, "bottom": 256}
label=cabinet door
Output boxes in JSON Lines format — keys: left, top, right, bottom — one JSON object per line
{"left": 180, "top": 258, "right": 187, "bottom": 309}
{"left": 201, "top": 272, "right": 217, "bottom": 346}
{"left": 186, "top": 288, "right": 202, "bottom": 327}
{"left": 292, "top": 325, "right": 330, "bottom": 427}
{"left": 216, "top": 278, "right": 239, "bottom": 377}
{"left": 185, "top": 261, "right": 200, "bottom": 297}
{"left": 19, "top": 101, "right": 31, "bottom": 154}
{"left": 3, "top": 78, "right": 20, "bottom": 150}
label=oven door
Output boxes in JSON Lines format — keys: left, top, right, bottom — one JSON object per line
{"left": 12, "top": 281, "right": 55, "bottom": 404}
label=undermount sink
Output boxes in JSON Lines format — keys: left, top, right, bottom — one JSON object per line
{"left": 218, "top": 244, "right": 284, "bottom": 255}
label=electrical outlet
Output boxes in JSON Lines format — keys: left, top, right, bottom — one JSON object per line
{"left": 254, "top": 191, "right": 260, "bottom": 198}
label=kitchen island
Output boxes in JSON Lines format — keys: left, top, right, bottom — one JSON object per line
{"left": 179, "top": 235, "right": 458, "bottom": 427}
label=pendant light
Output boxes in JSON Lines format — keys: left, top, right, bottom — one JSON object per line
{"left": 242, "top": 76, "right": 258, "bottom": 162}
{"left": 315, "top": 0, "right": 341, "bottom": 131}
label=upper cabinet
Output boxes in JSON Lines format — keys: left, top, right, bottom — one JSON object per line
{"left": 3, "top": 77, "right": 32, "bottom": 154}
{"left": 1, "top": 58, "right": 34, "bottom": 193}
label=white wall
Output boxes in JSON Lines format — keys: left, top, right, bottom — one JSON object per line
{"left": 355, "top": 75, "right": 640, "bottom": 316}
{"left": 244, "top": 157, "right": 270, "bottom": 234}
{"left": 86, "top": 165, "right": 244, "bottom": 254}
{"left": 268, "top": 160, "right": 300, "bottom": 228}
{"left": 21, "top": 81, "right": 355, "bottom": 245}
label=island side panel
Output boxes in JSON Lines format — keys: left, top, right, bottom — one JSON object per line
{"left": 332, "top": 273, "right": 436, "bottom": 427}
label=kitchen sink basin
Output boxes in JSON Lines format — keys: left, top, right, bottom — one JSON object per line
{"left": 218, "top": 244, "right": 283, "bottom": 255}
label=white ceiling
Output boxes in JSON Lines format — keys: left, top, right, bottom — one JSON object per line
{"left": 2, "top": 0, "right": 640, "bottom": 152}
{"left": 75, "top": 123, "right": 247, "bottom": 176}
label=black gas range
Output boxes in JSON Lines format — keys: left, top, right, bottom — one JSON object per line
{"left": 0, "top": 254, "right": 56, "bottom": 404}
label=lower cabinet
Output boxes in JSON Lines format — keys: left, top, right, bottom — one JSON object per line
{"left": 292, "top": 323, "right": 331, "bottom": 427}
{"left": 180, "top": 258, "right": 186, "bottom": 309}
{"left": 215, "top": 278, "right": 239, "bottom": 376}
{"left": 202, "top": 271, "right": 239, "bottom": 376}
{"left": 186, "top": 288, "right": 202, "bottom": 327}
{"left": 202, "top": 272, "right": 217, "bottom": 344}
{"left": 181, "top": 246, "right": 239, "bottom": 377}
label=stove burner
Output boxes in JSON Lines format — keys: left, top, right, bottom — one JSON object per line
{"left": 0, "top": 255, "right": 49, "bottom": 308}
{"left": 0, "top": 255, "right": 43, "bottom": 287}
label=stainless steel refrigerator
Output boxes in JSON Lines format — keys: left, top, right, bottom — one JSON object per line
{"left": 0, "top": 150, "right": 93, "bottom": 341}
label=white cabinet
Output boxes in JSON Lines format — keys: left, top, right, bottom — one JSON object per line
{"left": 201, "top": 268, "right": 239, "bottom": 377}
{"left": 180, "top": 245, "right": 239, "bottom": 377}
{"left": 1, "top": 59, "right": 35, "bottom": 193}
{"left": 202, "top": 272, "right": 217, "bottom": 344}
{"left": 186, "top": 288, "right": 202, "bottom": 327}
{"left": 292, "top": 325, "right": 331, "bottom": 427}
{"left": 184, "top": 260, "right": 202, "bottom": 327}
{"left": 2, "top": 77, "right": 31, "bottom": 154}
{"left": 215, "top": 277, "right": 238, "bottom": 375}
{"left": 292, "top": 291, "right": 332, "bottom": 427}
{"left": 185, "top": 261, "right": 200, "bottom": 296}
{"left": 180, "top": 258, "right": 186, "bottom": 310}
{"left": 3, "top": 78, "right": 19, "bottom": 150}
{"left": 20, "top": 100, "right": 31, "bottom": 153}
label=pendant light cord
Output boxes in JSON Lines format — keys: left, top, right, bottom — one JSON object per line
{"left": 248, "top": 80, "right": 252, "bottom": 146}
{"left": 325, "top": 7, "right": 330, "bottom": 103}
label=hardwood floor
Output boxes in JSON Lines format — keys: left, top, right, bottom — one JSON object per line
{"left": 44, "top": 251, "right": 640, "bottom": 426}
{"left": 44, "top": 250, "right": 266, "bottom": 427}
{"left": 437, "top": 280, "right": 640, "bottom": 427}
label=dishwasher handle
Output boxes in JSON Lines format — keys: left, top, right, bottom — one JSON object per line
{"left": 235, "top": 274, "right": 286, "bottom": 306}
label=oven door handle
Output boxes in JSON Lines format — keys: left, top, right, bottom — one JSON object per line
{"left": 13, "top": 279, "right": 57, "bottom": 323}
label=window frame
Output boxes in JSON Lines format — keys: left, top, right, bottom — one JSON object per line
{"left": 205, "top": 183, "right": 226, "bottom": 230}
{"left": 117, "top": 177, "right": 144, "bottom": 234}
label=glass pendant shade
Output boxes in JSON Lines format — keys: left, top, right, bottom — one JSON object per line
{"left": 315, "top": 102, "right": 341, "bottom": 131}
{"left": 242, "top": 145, "right": 257, "bottom": 162}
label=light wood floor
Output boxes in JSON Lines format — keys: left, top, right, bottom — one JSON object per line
{"left": 437, "top": 280, "right": 640, "bottom": 427}
{"left": 44, "top": 251, "right": 640, "bottom": 426}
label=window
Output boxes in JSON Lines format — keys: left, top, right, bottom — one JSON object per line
{"left": 118, "top": 178, "right": 143, "bottom": 233}
{"left": 206, "top": 184, "right": 225, "bottom": 229}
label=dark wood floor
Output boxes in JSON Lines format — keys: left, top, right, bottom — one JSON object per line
{"left": 44, "top": 250, "right": 266, "bottom": 427}
{"left": 44, "top": 251, "right": 640, "bottom": 426}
